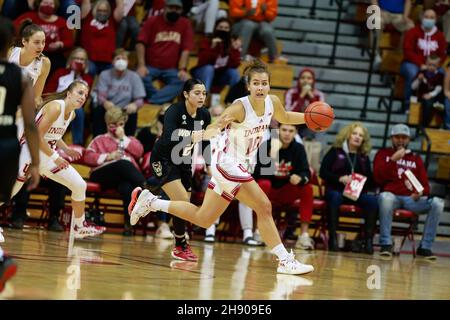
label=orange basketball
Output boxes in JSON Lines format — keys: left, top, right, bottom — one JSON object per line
{"left": 304, "top": 101, "right": 335, "bottom": 132}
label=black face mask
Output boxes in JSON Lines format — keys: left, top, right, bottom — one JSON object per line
{"left": 96, "top": 13, "right": 109, "bottom": 23}
{"left": 215, "top": 30, "right": 230, "bottom": 42}
{"left": 166, "top": 11, "right": 180, "bottom": 23}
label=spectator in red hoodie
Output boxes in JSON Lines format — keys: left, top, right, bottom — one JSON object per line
{"left": 14, "top": 0, "right": 75, "bottom": 72}
{"left": 84, "top": 107, "right": 146, "bottom": 236}
{"left": 191, "top": 18, "right": 241, "bottom": 92}
{"left": 400, "top": 9, "right": 447, "bottom": 111}
{"left": 45, "top": 47, "right": 93, "bottom": 146}
{"left": 373, "top": 124, "right": 443, "bottom": 259}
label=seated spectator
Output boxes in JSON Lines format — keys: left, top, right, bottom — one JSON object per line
{"left": 80, "top": 0, "right": 124, "bottom": 75}
{"left": 374, "top": 124, "right": 443, "bottom": 259}
{"left": 285, "top": 67, "right": 326, "bottom": 172}
{"left": 84, "top": 107, "right": 146, "bottom": 236}
{"left": 254, "top": 124, "right": 315, "bottom": 250}
{"left": 319, "top": 122, "right": 378, "bottom": 254}
{"left": 400, "top": 9, "right": 447, "bottom": 111}
{"left": 444, "top": 62, "right": 450, "bottom": 129}
{"left": 191, "top": 18, "right": 241, "bottom": 92}
{"left": 370, "top": 0, "right": 414, "bottom": 67}
{"left": 94, "top": 48, "right": 146, "bottom": 137}
{"left": 189, "top": 0, "right": 228, "bottom": 35}
{"left": 14, "top": 0, "right": 75, "bottom": 72}
{"left": 45, "top": 47, "right": 93, "bottom": 146}
{"left": 136, "top": 0, "right": 194, "bottom": 105}
{"left": 230, "top": 0, "right": 284, "bottom": 63}
{"left": 411, "top": 54, "right": 445, "bottom": 128}
{"left": 113, "top": 0, "right": 142, "bottom": 50}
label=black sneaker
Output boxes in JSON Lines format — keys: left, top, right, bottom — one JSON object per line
{"left": 47, "top": 218, "right": 64, "bottom": 232}
{"left": 0, "top": 255, "right": 17, "bottom": 292}
{"left": 283, "top": 229, "right": 298, "bottom": 241}
{"left": 416, "top": 247, "right": 437, "bottom": 260}
{"left": 380, "top": 245, "right": 393, "bottom": 257}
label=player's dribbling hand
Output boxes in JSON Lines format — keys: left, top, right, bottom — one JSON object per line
{"left": 26, "top": 164, "right": 40, "bottom": 191}
{"left": 216, "top": 115, "right": 234, "bottom": 129}
{"left": 65, "top": 148, "right": 82, "bottom": 161}
{"left": 55, "top": 157, "right": 70, "bottom": 170}
{"left": 191, "top": 130, "right": 204, "bottom": 143}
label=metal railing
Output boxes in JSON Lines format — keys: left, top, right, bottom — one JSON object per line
{"left": 360, "top": 29, "right": 377, "bottom": 119}
{"left": 328, "top": 0, "right": 343, "bottom": 66}
{"left": 415, "top": 126, "right": 432, "bottom": 169}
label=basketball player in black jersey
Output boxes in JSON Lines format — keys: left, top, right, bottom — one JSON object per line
{"left": 132, "top": 79, "right": 231, "bottom": 261}
{"left": 0, "top": 17, "right": 41, "bottom": 292}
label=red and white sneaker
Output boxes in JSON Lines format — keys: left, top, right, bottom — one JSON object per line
{"left": 84, "top": 221, "right": 106, "bottom": 234}
{"left": 129, "top": 187, "right": 159, "bottom": 226}
{"left": 73, "top": 222, "right": 103, "bottom": 239}
{"left": 277, "top": 250, "right": 314, "bottom": 275}
{"left": 171, "top": 244, "right": 198, "bottom": 262}
{"left": 0, "top": 255, "right": 17, "bottom": 293}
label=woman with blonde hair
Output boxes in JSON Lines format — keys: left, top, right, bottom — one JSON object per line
{"left": 319, "top": 122, "right": 378, "bottom": 254}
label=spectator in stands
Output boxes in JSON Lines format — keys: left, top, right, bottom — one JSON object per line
{"left": 411, "top": 54, "right": 445, "bottom": 128}
{"left": 80, "top": 0, "right": 124, "bottom": 75}
{"left": 191, "top": 18, "right": 242, "bottom": 92}
{"left": 1, "top": 0, "right": 35, "bottom": 20}
{"left": 189, "top": 0, "right": 228, "bottom": 35}
{"left": 374, "top": 124, "right": 443, "bottom": 259}
{"left": 114, "top": 0, "right": 142, "bottom": 50}
{"left": 45, "top": 47, "right": 93, "bottom": 146}
{"left": 94, "top": 48, "right": 146, "bottom": 137}
{"left": 400, "top": 9, "right": 447, "bottom": 112}
{"left": 14, "top": 0, "right": 75, "bottom": 72}
{"left": 429, "top": 0, "right": 450, "bottom": 53}
{"left": 285, "top": 67, "right": 326, "bottom": 172}
{"left": 146, "top": 0, "right": 166, "bottom": 17}
{"left": 84, "top": 107, "right": 146, "bottom": 236}
{"left": 370, "top": 0, "right": 414, "bottom": 67}
{"left": 319, "top": 122, "right": 378, "bottom": 254}
{"left": 254, "top": 124, "right": 315, "bottom": 250}
{"left": 136, "top": 0, "right": 194, "bottom": 105}
{"left": 230, "top": 0, "right": 284, "bottom": 63}
{"left": 444, "top": 62, "right": 450, "bottom": 129}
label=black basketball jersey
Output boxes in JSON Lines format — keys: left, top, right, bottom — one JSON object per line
{"left": 153, "top": 101, "right": 211, "bottom": 165}
{"left": 0, "top": 61, "right": 23, "bottom": 139}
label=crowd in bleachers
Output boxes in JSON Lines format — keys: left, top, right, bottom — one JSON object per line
{"left": 0, "top": 0, "right": 448, "bottom": 258}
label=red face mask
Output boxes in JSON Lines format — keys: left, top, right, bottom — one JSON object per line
{"left": 71, "top": 61, "right": 85, "bottom": 73}
{"left": 39, "top": 4, "right": 55, "bottom": 16}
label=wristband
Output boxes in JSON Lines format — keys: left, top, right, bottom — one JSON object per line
{"left": 50, "top": 152, "right": 59, "bottom": 161}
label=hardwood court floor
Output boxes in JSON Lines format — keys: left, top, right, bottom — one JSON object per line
{"left": 1, "top": 228, "right": 450, "bottom": 300}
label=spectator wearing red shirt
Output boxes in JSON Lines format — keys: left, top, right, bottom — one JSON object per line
{"left": 400, "top": 9, "right": 447, "bottom": 111}
{"left": 191, "top": 18, "right": 241, "bottom": 92}
{"left": 136, "top": 0, "right": 194, "bottom": 105}
{"left": 230, "top": 0, "right": 281, "bottom": 62}
{"left": 80, "top": 0, "right": 124, "bottom": 75}
{"left": 14, "top": 0, "right": 74, "bottom": 72}
{"left": 45, "top": 47, "right": 93, "bottom": 145}
{"left": 374, "top": 124, "right": 443, "bottom": 259}
{"left": 84, "top": 107, "right": 146, "bottom": 236}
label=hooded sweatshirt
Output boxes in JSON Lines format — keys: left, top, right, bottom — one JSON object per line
{"left": 403, "top": 24, "right": 447, "bottom": 66}
{"left": 284, "top": 68, "right": 325, "bottom": 113}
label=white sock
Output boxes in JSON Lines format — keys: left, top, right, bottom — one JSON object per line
{"left": 153, "top": 199, "right": 170, "bottom": 212}
{"left": 205, "top": 223, "right": 216, "bottom": 236}
{"left": 243, "top": 228, "right": 253, "bottom": 240}
{"left": 239, "top": 203, "right": 253, "bottom": 230}
{"left": 0, "top": 246, "right": 4, "bottom": 259}
{"left": 271, "top": 243, "right": 290, "bottom": 261}
{"left": 74, "top": 214, "right": 85, "bottom": 228}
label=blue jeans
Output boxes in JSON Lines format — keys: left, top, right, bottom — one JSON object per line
{"left": 142, "top": 66, "right": 183, "bottom": 105}
{"left": 445, "top": 97, "right": 450, "bottom": 129}
{"left": 192, "top": 65, "right": 241, "bottom": 92}
{"left": 378, "top": 192, "right": 443, "bottom": 250}
{"left": 71, "top": 107, "right": 85, "bottom": 145}
{"left": 399, "top": 61, "right": 420, "bottom": 110}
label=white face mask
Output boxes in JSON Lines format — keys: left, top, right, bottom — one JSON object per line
{"left": 114, "top": 59, "right": 128, "bottom": 71}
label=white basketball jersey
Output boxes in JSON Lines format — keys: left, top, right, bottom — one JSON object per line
{"left": 216, "top": 95, "right": 273, "bottom": 164}
{"left": 35, "top": 100, "right": 73, "bottom": 149}
{"left": 8, "top": 47, "right": 43, "bottom": 86}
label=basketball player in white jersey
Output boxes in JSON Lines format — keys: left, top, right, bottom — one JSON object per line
{"left": 4, "top": 80, "right": 105, "bottom": 239}
{"left": 129, "top": 60, "right": 316, "bottom": 275}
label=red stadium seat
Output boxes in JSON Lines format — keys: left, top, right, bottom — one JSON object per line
{"left": 391, "top": 209, "right": 419, "bottom": 257}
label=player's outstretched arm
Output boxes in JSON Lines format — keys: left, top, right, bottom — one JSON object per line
{"left": 202, "top": 102, "right": 244, "bottom": 140}
{"left": 271, "top": 94, "right": 305, "bottom": 125}
{"left": 21, "top": 76, "right": 40, "bottom": 168}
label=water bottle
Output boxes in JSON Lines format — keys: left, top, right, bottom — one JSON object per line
{"left": 118, "top": 138, "right": 125, "bottom": 158}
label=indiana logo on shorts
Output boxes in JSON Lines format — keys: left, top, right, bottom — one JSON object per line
{"left": 152, "top": 161, "right": 163, "bottom": 177}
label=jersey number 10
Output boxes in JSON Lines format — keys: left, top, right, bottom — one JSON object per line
{"left": 246, "top": 136, "right": 263, "bottom": 156}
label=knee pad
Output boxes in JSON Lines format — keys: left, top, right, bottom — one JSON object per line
{"left": 70, "top": 179, "right": 86, "bottom": 202}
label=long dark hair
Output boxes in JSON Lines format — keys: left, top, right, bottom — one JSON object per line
{"left": 40, "top": 80, "right": 89, "bottom": 108}
{"left": 180, "top": 78, "right": 206, "bottom": 101}
{"left": 16, "top": 20, "right": 44, "bottom": 47}
{"left": 0, "top": 17, "right": 16, "bottom": 53}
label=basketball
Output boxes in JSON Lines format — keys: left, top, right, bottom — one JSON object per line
{"left": 304, "top": 101, "right": 335, "bottom": 132}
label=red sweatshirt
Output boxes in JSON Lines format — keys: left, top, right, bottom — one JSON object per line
{"left": 195, "top": 37, "right": 241, "bottom": 70}
{"left": 84, "top": 133, "right": 144, "bottom": 174}
{"left": 403, "top": 25, "right": 447, "bottom": 66}
{"left": 284, "top": 68, "right": 325, "bottom": 112}
{"left": 14, "top": 12, "right": 74, "bottom": 53}
{"left": 373, "top": 148, "right": 430, "bottom": 196}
